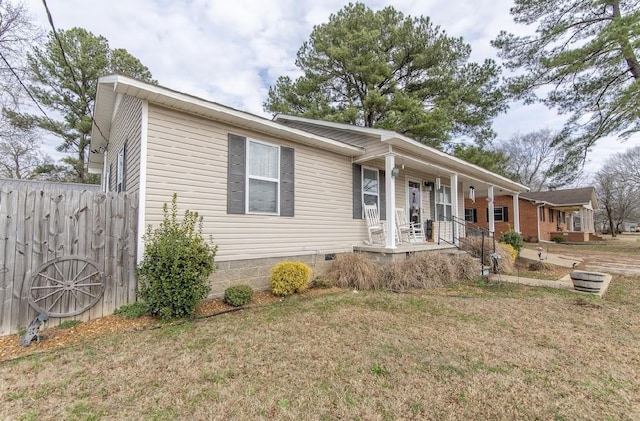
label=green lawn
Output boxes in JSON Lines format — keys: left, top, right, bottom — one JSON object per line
{"left": 2, "top": 275, "right": 639, "bottom": 420}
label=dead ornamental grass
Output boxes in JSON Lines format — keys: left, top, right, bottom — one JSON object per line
{"left": 1, "top": 276, "right": 639, "bottom": 420}
{"left": 329, "top": 252, "right": 482, "bottom": 292}
{"left": 459, "top": 237, "right": 516, "bottom": 274}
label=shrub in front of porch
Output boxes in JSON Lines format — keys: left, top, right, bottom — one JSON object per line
{"left": 459, "top": 238, "right": 516, "bottom": 274}
{"left": 499, "top": 230, "right": 524, "bottom": 255}
{"left": 382, "top": 252, "right": 481, "bottom": 291}
{"left": 328, "top": 253, "right": 382, "bottom": 290}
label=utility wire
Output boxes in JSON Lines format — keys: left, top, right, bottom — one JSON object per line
{"left": 0, "top": 51, "right": 51, "bottom": 120}
{"left": 41, "top": 0, "right": 109, "bottom": 143}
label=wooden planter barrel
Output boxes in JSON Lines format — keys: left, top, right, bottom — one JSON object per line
{"left": 570, "top": 271, "right": 607, "bottom": 293}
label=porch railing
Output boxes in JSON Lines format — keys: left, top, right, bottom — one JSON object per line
{"left": 437, "top": 216, "right": 497, "bottom": 276}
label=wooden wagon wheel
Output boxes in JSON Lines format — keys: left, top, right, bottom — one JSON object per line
{"left": 27, "top": 256, "right": 104, "bottom": 318}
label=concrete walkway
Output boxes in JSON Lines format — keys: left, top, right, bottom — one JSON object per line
{"left": 519, "top": 247, "right": 583, "bottom": 268}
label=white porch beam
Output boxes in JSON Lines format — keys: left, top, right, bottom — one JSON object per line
{"left": 450, "top": 173, "right": 459, "bottom": 245}
{"left": 513, "top": 193, "right": 520, "bottom": 233}
{"left": 385, "top": 154, "right": 396, "bottom": 248}
{"left": 488, "top": 185, "right": 495, "bottom": 235}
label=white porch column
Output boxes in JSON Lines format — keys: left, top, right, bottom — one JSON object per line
{"left": 580, "top": 209, "right": 585, "bottom": 232}
{"left": 488, "top": 185, "right": 495, "bottom": 235}
{"left": 384, "top": 154, "right": 396, "bottom": 248}
{"left": 450, "top": 173, "right": 459, "bottom": 244}
{"left": 513, "top": 193, "right": 520, "bottom": 233}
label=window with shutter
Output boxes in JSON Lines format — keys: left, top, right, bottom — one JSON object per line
{"left": 227, "top": 133, "right": 294, "bottom": 216}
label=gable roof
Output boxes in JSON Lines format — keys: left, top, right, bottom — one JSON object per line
{"left": 89, "top": 75, "right": 364, "bottom": 172}
{"left": 274, "top": 114, "right": 529, "bottom": 194}
{"left": 520, "top": 187, "right": 597, "bottom": 208}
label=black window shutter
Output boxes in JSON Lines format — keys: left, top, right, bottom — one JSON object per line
{"left": 473, "top": 208, "right": 478, "bottom": 223}
{"left": 504, "top": 207, "right": 509, "bottom": 222}
{"left": 109, "top": 164, "right": 113, "bottom": 192}
{"left": 486, "top": 208, "right": 489, "bottom": 222}
{"left": 379, "top": 170, "right": 386, "bottom": 220}
{"left": 352, "top": 164, "right": 362, "bottom": 219}
{"left": 227, "top": 134, "right": 246, "bottom": 214}
{"left": 280, "top": 147, "right": 294, "bottom": 217}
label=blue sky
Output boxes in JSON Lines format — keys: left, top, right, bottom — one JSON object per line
{"left": 25, "top": 0, "right": 640, "bottom": 177}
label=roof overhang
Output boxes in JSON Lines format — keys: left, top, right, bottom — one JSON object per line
{"left": 274, "top": 114, "right": 529, "bottom": 194}
{"left": 89, "top": 75, "right": 365, "bottom": 173}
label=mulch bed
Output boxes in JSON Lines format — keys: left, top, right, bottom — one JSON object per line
{"left": 0, "top": 288, "right": 343, "bottom": 363}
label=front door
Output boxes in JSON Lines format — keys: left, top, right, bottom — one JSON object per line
{"left": 408, "top": 181, "right": 422, "bottom": 227}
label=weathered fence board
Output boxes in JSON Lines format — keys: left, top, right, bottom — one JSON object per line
{"left": 0, "top": 181, "right": 138, "bottom": 336}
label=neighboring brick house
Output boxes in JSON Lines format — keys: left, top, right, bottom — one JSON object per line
{"left": 464, "top": 187, "right": 599, "bottom": 242}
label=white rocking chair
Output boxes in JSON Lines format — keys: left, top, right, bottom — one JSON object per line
{"left": 364, "top": 204, "right": 386, "bottom": 245}
{"left": 395, "top": 207, "right": 425, "bottom": 243}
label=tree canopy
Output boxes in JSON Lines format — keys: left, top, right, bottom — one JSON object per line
{"left": 492, "top": 0, "right": 640, "bottom": 165}
{"left": 26, "top": 27, "right": 155, "bottom": 182}
{"left": 265, "top": 2, "right": 505, "bottom": 149}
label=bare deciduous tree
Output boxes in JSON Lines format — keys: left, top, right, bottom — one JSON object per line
{"left": 497, "top": 129, "right": 578, "bottom": 191}
{"left": 0, "top": 114, "right": 50, "bottom": 179}
{"left": 0, "top": 0, "right": 40, "bottom": 106}
{"left": 594, "top": 149, "right": 640, "bottom": 237}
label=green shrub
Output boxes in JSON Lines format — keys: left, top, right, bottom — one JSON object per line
{"left": 499, "top": 230, "right": 524, "bottom": 254}
{"left": 529, "top": 261, "right": 553, "bottom": 271}
{"left": 138, "top": 194, "right": 217, "bottom": 319}
{"left": 224, "top": 285, "right": 254, "bottom": 307}
{"left": 114, "top": 302, "right": 150, "bottom": 319}
{"left": 270, "top": 262, "right": 312, "bottom": 296}
{"left": 551, "top": 236, "right": 566, "bottom": 243}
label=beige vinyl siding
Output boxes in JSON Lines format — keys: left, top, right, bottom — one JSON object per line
{"left": 106, "top": 95, "right": 143, "bottom": 193}
{"left": 146, "top": 105, "right": 363, "bottom": 262}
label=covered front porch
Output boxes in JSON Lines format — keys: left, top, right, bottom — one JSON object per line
{"left": 355, "top": 138, "right": 528, "bottom": 250}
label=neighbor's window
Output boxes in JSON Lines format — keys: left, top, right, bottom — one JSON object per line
{"left": 540, "top": 206, "right": 546, "bottom": 222}
{"left": 116, "top": 146, "right": 125, "bottom": 193}
{"left": 436, "top": 186, "right": 452, "bottom": 221}
{"left": 247, "top": 140, "right": 279, "bottom": 213}
{"left": 362, "top": 167, "right": 379, "bottom": 210}
{"left": 464, "top": 208, "right": 477, "bottom": 223}
{"left": 494, "top": 207, "right": 505, "bottom": 222}
{"left": 549, "top": 208, "right": 554, "bottom": 223}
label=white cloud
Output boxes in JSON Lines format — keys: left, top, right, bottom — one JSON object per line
{"left": 24, "top": 0, "right": 640, "bottom": 177}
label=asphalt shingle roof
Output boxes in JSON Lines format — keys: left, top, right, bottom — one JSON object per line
{"left": 520, "top": 187, "right": 596, "bottom": 206}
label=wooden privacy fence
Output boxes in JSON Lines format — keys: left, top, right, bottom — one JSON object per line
{"left": 0, "top": 180, "right": 138, "bottom": 336}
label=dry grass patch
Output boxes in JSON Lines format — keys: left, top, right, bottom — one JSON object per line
{"left": 1, "top": 275, "right": 639, "bottom": 420}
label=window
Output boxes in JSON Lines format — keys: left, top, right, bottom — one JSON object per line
{"left": 116, "top": 145, "right": 125, "bottom": 193}
{"left": 464, "top": 208, "right": 477, "bottom": 223}
{"left": 362, "top": 167, "right": 379, "bottom": 210}
{"left": 486, "top": 206, "right": 509, "bottom": 222}
{"left": 549, "top": 208, "right": 554, "bottom": 223}
{"left": 247, "top": 140, "right": 279, "bottom": 213}
{"left": 436, "top": 186, "right": 452, "bottom": 221}
{"left": 494, "top": 207, "right": 509, "bottom": 222}
{"left": 227, "top": 133, "right": 295, "bottom": 217}
{"left": 540, "top": 206, "right": 545, "bottom": 222}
